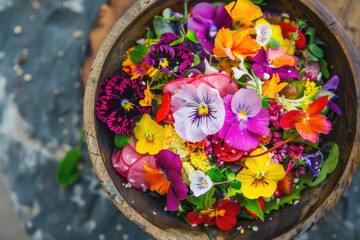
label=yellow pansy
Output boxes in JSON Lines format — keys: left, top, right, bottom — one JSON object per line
{"left": 236, "top": 148, "right": 286, "bottom": 199}
{"left": 133, "top": 114, "right": 164, "bottom": 155}
{"left": 225, "top": 0, "right": 263, "bottom": 27}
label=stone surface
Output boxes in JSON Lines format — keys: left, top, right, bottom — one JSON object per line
{"left": 0, "top": 0, "right": 359, "bottom": 240}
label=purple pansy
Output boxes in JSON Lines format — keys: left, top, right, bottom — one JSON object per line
{"left": 218, "top": 88, "right": 270, "bottom": 151}
{"left": 171, "top": 83, "right": 225, "bottom": 143}
{"left": 155, "top": 150, "right": 188, "bottom": 211}
{"left": 301, "top": 151, "right": 323, "bottom": 181}
{"left": 96, "top": 76, "right": 150, "bottom": 136}
{"left": 250, "top": 48, "right": 299, "bottom": 81}
{"left": 317, "top": 75, "right": 341, "bottom": 115}
{"left": 145, "top": 32, "right": 194, "bottom": 75}
{"left": 187, "top": 3, "right": 232, "bottom": 54}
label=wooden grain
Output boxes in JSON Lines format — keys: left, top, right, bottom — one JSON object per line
{"left": 83, "top": 0, "right": 360, "bottom": 239}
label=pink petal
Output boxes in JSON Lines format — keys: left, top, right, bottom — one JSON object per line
{"left": 223, "top": 121, "right": 260, "bottom": 151}
{"left": 246, "top": 108, "right": 270, "bottom": 136}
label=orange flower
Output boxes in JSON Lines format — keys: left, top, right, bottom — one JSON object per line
{"left": 213, "top": 28, "right": 261, "bottom": 61}
{"left": 262, "top": 74, "right": 288, "bottom": 98}
{"left": 143, "top": 163, "right": 170, "bottom": 195}
{"left": 280, "top": 96, "right": 332, "bottom": 143}
{"left": 225, "top": 0, "right": 263, "bottom": 27}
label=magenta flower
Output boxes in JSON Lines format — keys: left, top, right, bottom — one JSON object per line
{"left": 155, "top": 150, "right": 188, "bottom": 211}
{"left": 96, "top": 76, "right": 150, "bottom": 135}
{"left": 171, "top": 83, "right": 225, "bottom": 143}
{"left": 250, "top": 48, "right": 299, "bottom": 81}
{"left": 187, "top": 2, "right": 232, "bottom": 54}
{"left": 145, "top": 32, "right": 194, "bottom": 75}
{"left": 218, "top": 88, "right": 270, "bottom": 151}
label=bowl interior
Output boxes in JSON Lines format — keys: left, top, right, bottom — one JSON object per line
{"left": 89, "top": 0, "right": 359, "bottom": 239}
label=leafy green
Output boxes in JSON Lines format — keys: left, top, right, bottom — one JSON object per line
{"left": 237, "top": 194, "right": 264, "bottom": 221}
{"left": 193, "top": 54, "right": 201, "bottom": 67}
{"left": 114, "top": 135, "right": 132, "bottom": 149}
{"left": 187, "top": 187, "right": 216, "bottom": 211}
{"left": 269, "top": 38, "right": 281, "bottom": 49}
{"left": 169, "top": 35, "right": 185, "bottom": 46}
{"left": 57, "top": 149, "right": 82, "bottom": 187}
{"left": 130, "top": 44, "right": 147, "bottom": 63}
{"left": 186, "top": 30, "right": 199, "bottom": 44}
{"left": 153, "top": 16, "right": 174, "bottom": 38}
{"left": 319, "top": 58, "right": 330, "bottom": 79}
{"left": 308, "top": 43, "right": 324, "bottom": 59}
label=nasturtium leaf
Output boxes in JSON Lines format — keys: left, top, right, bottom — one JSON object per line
{"left": 187, "top": 187, "right": 216, "bottom": 211}
{"left": 153, "top": 16, "right": 174, "bottom": 38}
{"left": 130, "top": 44, "right": 148, "bottom": 63}
{"left": 186, "top": 30, "right": 200, "bottom": 44}
{"left": 269, "top": 38, "right": 281, "bottom": 49}
{"left": 57, "top": 149, "right": 82, "bottom": 187}
{"left": 238, "top": 194, "right": 264, "bottom": 221}
{"left": 319, "top": 58, "right": 330, "bottom": 79}
{"left": 114, "top": 135, "right": 132, "bottom": 149}
{"left": 308, "top": 43, "right": 324, "bottom": 58}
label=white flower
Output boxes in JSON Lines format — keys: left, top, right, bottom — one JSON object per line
{"left": 189, "top": 170, "right": 213, "bottom": 197}
{"left": 256, "top": 24, "right": 272, "bottom": 46}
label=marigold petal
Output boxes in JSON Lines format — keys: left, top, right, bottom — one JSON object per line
{"left": 307, "top": 96, "right": 329, "bottom": 116}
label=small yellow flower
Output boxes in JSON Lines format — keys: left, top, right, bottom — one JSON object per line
{"left": 133, "top": 114, "right": 164, "bottom": 155}
{"left": 236, "top": 148, "right": 286, "bottom": 199}
{"left": 262, "top": 74, "right": 288, "bottom": 98}
{"left": 163, "top": 125, "right": 189, "bottom": 158}
{"left": 190, "top": 150, "right": 211, "bottom": 173}
{"left": 139, "top": 83, "right": 154, "bottom": 107}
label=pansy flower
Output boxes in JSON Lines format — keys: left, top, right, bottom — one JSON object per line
{"left": 143, "top": 150, "right": 188, "bottom": 211}
{"left": 250, "top": 47, "right": 299, "bottom": 81}
{"left": 187, "top": 199, "right": 241, "bottom": 230}
{"left": 280, "top": 96, "right": 332, "bottom": 143}
{"left": 145, "top": 32, "right": 194, "bottom": 75}
{"left": 96, "top": 76, "right": 150, "bottom": 136}
{"left": 236, "top": 148, "right": 286, "bottom": 199}
{"left": 317, "top": 75, "right": 341, "bottom": 115}
{"left": 213, "top": 28, "right": 261, "bottom": 61}
{"left": 187, "top": 2, "right": 232, "bottom": 54}
{"left": 171, "top": 83, "right": 225, "bottom": 143}
{"left": 189, "top": 170, "right": 213, "bottom": 197}
{"left": 218, "top": 88, "right": 270, "bottom": 152}
{"left": 301, "top": 151, "right": 323, "bottom": 180}
{"left": 122, "top": 46, "right": 155, "bottom": 79}
{"left": 133, "top": 114, "right": 165, "bottom": 155}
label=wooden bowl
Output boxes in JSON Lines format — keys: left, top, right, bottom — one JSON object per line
{"left": 83, "top": 0, "right": 360, "bottom": 239}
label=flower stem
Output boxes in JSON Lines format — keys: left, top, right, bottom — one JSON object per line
{"left": 213, "top": 179, "right": 235, "bottom": 185}
{"left": 246, "top": 135, "right": 301, "bottom": 158}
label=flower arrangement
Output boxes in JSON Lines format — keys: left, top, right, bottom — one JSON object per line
{"left": 95, "top": 0, "right": 340, "bottom": 234}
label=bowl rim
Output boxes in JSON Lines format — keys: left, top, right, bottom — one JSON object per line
{"left": 83, "top": 0, "right": 360, "bottom": 239}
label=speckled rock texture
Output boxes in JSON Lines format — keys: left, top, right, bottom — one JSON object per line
{"left": 0, "top": 0, "right": 359, "bottom": 240}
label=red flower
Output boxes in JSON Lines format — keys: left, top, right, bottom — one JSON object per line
{"left": 280, "top": 96, "right": 331, "bottom": 143}
{"left": 187, "top": 199, "right": 241, "bottom": 231}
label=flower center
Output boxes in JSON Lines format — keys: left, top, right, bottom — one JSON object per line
{"left": 121, "top": 99, "right": 135, "bottom": 112}
{"left": 238, "top": 109, "right": 247, "bottom": 119}
{"left": 159, "top": 58, "right": 169, "bottom": 68}
{"left": 209, "top": 25, "right": 218, "bottom": 39}
{"left": 198, "top": 105, "right": 209, "bottom": 115}
{"left": 145, "top": 132, "right": 155, "bottom": 142}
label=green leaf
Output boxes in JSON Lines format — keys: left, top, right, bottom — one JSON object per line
{"left": 153, "top": 16, "right": 174, "bottom": 38}
{"left": 193, "top": 54, "right": 201, "bottom": 67}
{"left": 263, "top": 184, "right": 303, "bottom": 213}
{"left": 224, "top": 184, "right": 242, "bottom": 199}
{"left": 114, "top": 135, "right": 132, "bottom": 149}
{"left": 130, "top": 44, "right": 148, "bottom": 63}
{"left": 186, "top": 30, "right": 200, "bottom": 44}
{"left": 57, "top": 149, "right": 82, "bottom": 187}
{"left": 150, "top": 83, "right": 166, "bottom": 90}
{"left": 226, "top": 172, "right": 236, "bottom": 181}
{"left": 169, "top": 35, "right": 185, "bottom": 46}
{"left": 238, "top": 194, "right": 264, "bottom": 221}
{"left": 230, "top": 180, "right": 241, "bottom": 190}
{"left": 319, "top": 58, "right": 330, "bottom": 79}
{"left": 305, "top": 27, "right": 316, "bottom": 43}
{"left": 187, "top": 187, "right": 216, "bottom": 211}
{"left": 290, "top": 32, "right": 299, "bottom": 41}
{"left": 308, "top": 43, "right": 324, "bottom": 58}
{"left": 262, "top": 98, "right": 270, "bottom": 108}
{"left": 207, "top": 167, "right": 227, "bottom": 183}
{"left": 269, "top": 38, "right": 281, "bottom": 49}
